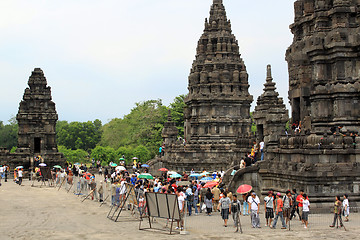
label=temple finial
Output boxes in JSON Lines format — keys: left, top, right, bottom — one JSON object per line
{"left": 167, "top": 109, "right": 172, "bottom": 122}
{"left": 266, "top": 64, "right": 273, "bottom": 82}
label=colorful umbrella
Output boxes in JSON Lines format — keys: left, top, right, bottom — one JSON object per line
{"left": 200, "top": 177, "right": 213, "bottom": 182}
{"left": 119, "top": 158, "right": 125, "bottom": 161}
{"left": 53, "top": 165, "right": 62, "bottom": 169}
{"left": 236, "top": 184, "right": 253, "bottom": 194}
{"left": 16, "top": 166, "right": 24, "bottom": 169}
{"left": 141, "top": 164, "right": 150, "bottom": 168}
{"left": 116, "top": 166, "right": 126, "bottom": 171}
{"left": 74, "top": 162, "right": 81, "bottom": 166}
{"left": 201, "top": 171, "right": 210, "bottom": 176}
{"left": 132, "top": 157, "right": 138, "bottom": 160}
{"left": 138, "top": 173, "right": 154, "bottom": 180}
{"left": 189, "top": 173, "right": 202, "bottom": 178}
{"left": 110, "top": 163, "right": 117, "bottom": 167}
{"left": 203, "top": 181, "right": 218, "bottom": 188}
{"left": 170, "top": 173, "right": 182, "bottom": 179}
{"left": 83, "top": 172, "right": 92, "bottom": 180}
{"left": 159, "top": 168, "right": 168, "bottom": 172}
{"left": 39, "top": 163, "right": 47, "bottom": 167}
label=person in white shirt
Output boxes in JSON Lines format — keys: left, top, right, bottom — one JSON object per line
{"left": 248, "top": 192, "right": 261, "bottom": 228}
{"left": 343, "top": 194, "right": 349, "bottom": 222}
{"left": 0, "top": 165, "right": 4, "bottom": 179}
{"left": 176, "top": 189, "right": 185, "bottom": 230}
{"left": 260, "top": 140, "right": 265, "bottom": 161}
{"left": 301, "top": 194, "right": 310, "bottom": 229}
{"left": 18, "top": 169, "right": 23, "bottom": 185}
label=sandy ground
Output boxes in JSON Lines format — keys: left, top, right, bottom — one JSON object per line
{"left": 0, "top": 178, "right": 359, "bottom": 240}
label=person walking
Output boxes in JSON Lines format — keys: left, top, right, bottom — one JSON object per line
{"left": 248, "top": 192, "right": 261, "bottom": 228}
{"left": 271, "top": 193, "right": 287, "bottom": 229}
{"left": 343, "top": 194, "right": 349, "bottom": 222}
{"left": 290, "top": 189, "right": 299, "bottom": 220}
{"left": 296, "top": 189, "right": 305, "bottom": 222}
{"left": 264, "top": 191, "right": 275, "bottom": 227}
{"left": 330, "top": 196, "right": 343, "bottom": 228}
{"left": 242, "top": 193, "right": 249, "bottom": 215}
{"left": 217, "top": 192, "right": 231, "bottom": 227}
{"left": 212, "top": 185, "right": 221, "bottom": 212}
{"left": 283, "top": 190, "right": 293, "bottom": 225}
{"left": 204, "top": 188, "right": 213, "bottom": 216}
{"left": 176, "top": 189, "right": 185, "bottom": 230}
{"left": 231, "top": 195, "right": 242, "bottom": 227}
{"left": 301, "top": 194, "right": 310, "bottom": 229}
{"left": 18, "top": 168, "right": 23, "bottom": 186}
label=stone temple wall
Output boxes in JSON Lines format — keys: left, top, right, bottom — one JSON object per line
{"left": 0, "top": 68, "right": 65, "bottom": 170}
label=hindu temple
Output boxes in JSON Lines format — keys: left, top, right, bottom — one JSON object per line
{"left": 0, "top": 68, "right": 65, "bottom": 169}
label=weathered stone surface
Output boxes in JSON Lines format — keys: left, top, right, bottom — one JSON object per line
{"left": 227, "top": 0, "right": 360, "bottom": 203}
{"left": 152, "top": 0, "right": 253, "bottom": 171}
{"left": 0, "top": 68, "right": 65, "bottom": 169}
{"left": 253, "top": 65, "right": 289, "bottom": 148}
{"left": 286, "top": 0, "right": 360, "bottom": 134}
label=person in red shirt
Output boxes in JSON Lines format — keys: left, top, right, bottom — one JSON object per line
{"left": 271, "top": 193, "right": 287, "bottom": 229}
{"left": 296, "top": 190, "right": 304, "bottom": 222}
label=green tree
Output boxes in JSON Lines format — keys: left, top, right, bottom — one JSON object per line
{"left": 100, "top": 99, "right": 168, "bottom": 158}
{"left": 169, "top": 94, "right": 186, "bottom": 138}
{"left": 133, "top": 145, "right": 151, "bottom": 163}
{"left": 116, "top": 146, "right": 134, "bottom": 164}
{"left": 56, "top": 120, "right": 102, "bottom": 150}
{"left": 58, "top": 145, "right": 88, "bottom": 163}
{"left": 0, "top": 116, "right": 18, "bottom": 150}
{"left": 90, "top": 146, "right": 117, "bottom": 164}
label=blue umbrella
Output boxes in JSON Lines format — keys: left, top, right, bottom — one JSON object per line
{"left": 170, "top": 173, "right": 182, "bottom": 179}
{"left": 200, "top": 177, "right": 213, "bottom": 182}
{"left": 141, "top": 164, "right": 150, "bottom": 168}
{"left": 189, "top": 173, "right": 202, "bottom": 178}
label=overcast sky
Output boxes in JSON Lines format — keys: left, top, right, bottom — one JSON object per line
{"left": 0, "top": 0, "right": 296, "bottom": 124}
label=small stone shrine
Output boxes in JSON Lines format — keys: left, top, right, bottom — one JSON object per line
{"left": 253, "top": 65, "right": 289, "bottom": 149}
{"left": 0, "top": 68, "right": 65, "bottom": 169}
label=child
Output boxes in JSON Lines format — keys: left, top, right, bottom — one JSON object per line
{"left": 301, "top": 194, "right": 310, "bottom": 229}
{"left": 231, "top": 195, "right": 242, "bottom": 227}
{"left": 138, "top": 195, "right": 145, "bottom": 217}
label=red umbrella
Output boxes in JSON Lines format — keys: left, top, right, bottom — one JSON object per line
{"left": 203, "top": 181, "right": 218, "bottom": 188}
{"left": 236, "top": 184, "right": 252, "bottom": 194}
{"left": 159, "top": 168, "right": 168, "bottom": 172}
{"left": 83, "top": 172, "right": 92, "bottom": 180}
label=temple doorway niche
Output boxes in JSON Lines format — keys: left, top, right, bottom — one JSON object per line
{"left": 34, "top": 138, "right": 41, "bottom": 153}
{"left": 257, "top": 124, "right": 264, "bottom": 141}
{"left": 292, "top": 97, "right": 300, "bottom": 123}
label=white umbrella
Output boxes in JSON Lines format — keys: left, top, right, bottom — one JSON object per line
{"left": 39, "top": 163, "right": 47, "bottom": 167}
{"left": 116, "top": 166, "right": 126, "bottom": 171}
{"left": 167, "top": 171, "right": 178, "bottom": 175}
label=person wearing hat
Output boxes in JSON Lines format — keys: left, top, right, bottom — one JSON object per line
{"left": 271, "top": 193, "right": 287, "bottom": 229}
{"left": 248, "top": 192, "right": 261, "bottom": 228}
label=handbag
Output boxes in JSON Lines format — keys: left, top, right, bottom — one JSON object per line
{"left": 201, "top": 203, "right": 206, "bottom": 211}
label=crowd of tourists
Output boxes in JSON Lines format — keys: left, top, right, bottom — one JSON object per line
{"left": 0, "top": 159, "right": 353, "bottom": 232}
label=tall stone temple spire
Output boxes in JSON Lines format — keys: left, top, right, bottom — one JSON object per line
{"left": 185, "top": 0, "right": 253, "bottom": 144}
{"left": 156, "top": 0, "right": 253, "bottom": 171}
{"left": 286, "top": 0, "right": 360, "bottom": 134}
{"left": 253, "top": 65, "right": 288, "bottom": 148}
{"left": 15, "top": 68, "right": 64, "bottom": 168}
